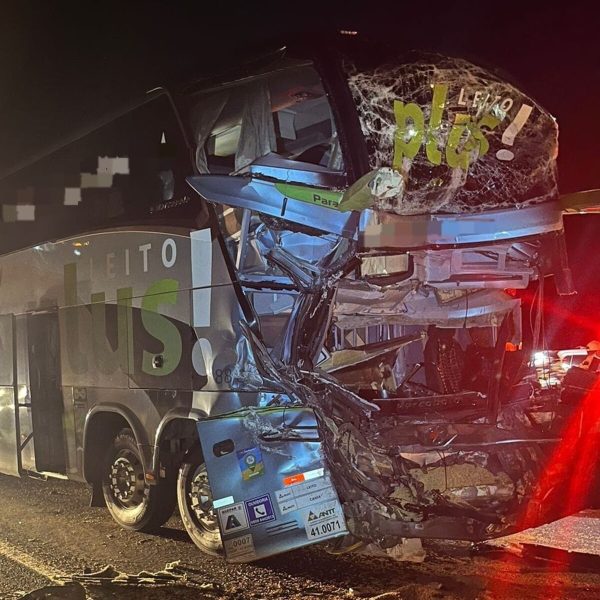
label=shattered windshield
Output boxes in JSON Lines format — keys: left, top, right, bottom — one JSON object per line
{"left": 344, "top": 54, "right": 559, "bottom": 214}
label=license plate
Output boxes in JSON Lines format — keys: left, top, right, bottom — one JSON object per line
{"left": 307, "top": 516, "right": 345, "bottom": 540}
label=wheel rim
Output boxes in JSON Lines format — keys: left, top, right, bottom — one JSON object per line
{"left": 187, "top": 463, "right": 220, "bottom": 537}
{"left": 108, "top": 449, "right": 146, "bottom": 509}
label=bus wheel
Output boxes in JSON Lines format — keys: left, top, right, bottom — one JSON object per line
{"left": 102, "top": 428, "right": 175, "bottom": 532}
{"left": 177, "top": 447, "right": 223, "bottom": 556}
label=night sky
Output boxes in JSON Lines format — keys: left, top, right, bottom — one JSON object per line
{"left": 0, "top": 1, "right": 598, "bottom": 347}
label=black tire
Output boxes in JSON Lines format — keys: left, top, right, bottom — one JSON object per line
{"left": 102, "top": 428, "right": 176, "bottom": 532}
{"left": 177, "top": 446, "right": 223, "bottom": 556}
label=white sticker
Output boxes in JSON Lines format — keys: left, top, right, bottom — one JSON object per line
{"left": 292, "top": 476, "right": 332, "bottom": 498}
{"left": 275, "top": 476, "right": 331, "bottom": 505}
{"left": 305, "top": 501, "right": 346, "bottom": 541}
{"left": 275, "top": 488, "right": 294, "bottom": 503}
{"left": 295, "top": 486, "right": 336, "bottom": 509}
{"left": 278, "top": 499, "right": 298, "bottom": 515}
{"left": 213, "top": 495, "right": 235, "bottom": 509}
{"left": 276, "top": 476, "right": 338, "bottom": 516}
{"left": 302, "top": 468, "right": 325, "bottom": 481}
{"left": 224, "top": 533, "right": 255, "bottom": 559}
{"left": 218, "top": 502, "right": 249, "bottom": 533}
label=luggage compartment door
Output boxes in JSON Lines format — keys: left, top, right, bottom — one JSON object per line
{"left": 198, "top": 407, "right": 348, "bottom": 562}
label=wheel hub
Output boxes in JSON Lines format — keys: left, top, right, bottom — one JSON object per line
{"left": 188, "top": 466, "right": 219, "bottom": 533}
{"left": 109, "top": 452, "right": 145, "bottom": 507}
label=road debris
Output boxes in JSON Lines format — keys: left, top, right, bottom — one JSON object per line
{"left": 7, "top": 583, "right": 85, "bottom": 600}
{"left": 62, "top": 561, "right": 222, "bottom": 590}
{"left": 10, "top": 562, "right": 223, "bottom": 600}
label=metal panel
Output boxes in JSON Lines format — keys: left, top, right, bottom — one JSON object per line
{"left": 0, "top": 314, "right": 18, "bottom": 476}
{"left": 17, "top": 399, "right": 35, "bottom": 472}
{"left": 61, "top": 386, "right": 80, "bottom": 478}
{"left": 0, "top": 314, "right": 14, "bottom": 386}
{"left": 14, "top": 316, "right": 35, "bottom": 471}
{"left": 198, "top": 407, "right": 347, "bottom": 562}
{"left": 247, "top": 154, "right": 347, "bottom": 189}
{"left": 0, "top": 387, "right": 18, "bottom": 476}
{"left": 187, "top": 175, "right": 359, "bottom": 238}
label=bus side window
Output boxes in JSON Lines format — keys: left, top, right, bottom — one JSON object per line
{"left": 69, "top": 95, "right": 193, "bottom": 225}
{"left": 0, "top": 94, "right": 199, "bottom": 254}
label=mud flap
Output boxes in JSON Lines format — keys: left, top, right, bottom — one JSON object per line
{"left": 89, "top": 480, "right": 106, "bottom": 507}
{"left": 197, "top": 406, "right": 348, "bottom": 562}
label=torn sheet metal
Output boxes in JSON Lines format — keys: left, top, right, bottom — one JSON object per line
{"left": 187, "top": 175, "right": 357, "bottom": 238}
{"left": 345, "top": 54, "right": 559, "bottom": 214}
{"left": 197, "top": 407, "right": 348, "bottom": 562}
{"left": 47, "top": 562, "right": 222, "bottom": 595}
{"left": 334, "top": 287, "right": 521, "bottom": 331}
{"left": 318, "top": 333, "right": 422, "bottom": 373}
{"left": 191, "top": 169, "right": 567, "bottom": 555}
{"left": 338, "top": 167, "right": 405, "bottom": 212}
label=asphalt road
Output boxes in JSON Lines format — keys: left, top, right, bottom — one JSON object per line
{"left": 1, "top": 474, "right": 600, "bottom": 599}
{"left": 0, "top": 554, "right": 49, "bottom": 599}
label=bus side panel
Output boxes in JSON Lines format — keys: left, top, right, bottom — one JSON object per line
{"left": 62, "top": 386, "right": 83, "bottom": 481}
{"left": 15, "top": 315, "right": 35, "bottom": 472}
{"left": 59, "top": 302, "right": 131, "bottom": 390}
{"left": 0, "top": 314, "right": 19, "bottom": 476}
{"left": 128, "top": 292, "right": 193, "bottom": 391}
{"left": 0, "top": 226, "right": 256, "bottom": 481}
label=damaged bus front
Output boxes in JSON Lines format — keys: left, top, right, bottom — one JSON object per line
{"left": 181, "top": 48, "right": 590, "bottom": 561}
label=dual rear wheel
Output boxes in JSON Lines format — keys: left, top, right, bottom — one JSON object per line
{"left": 101, "top": 429, "right": 176, "bottom": 532}
{"left": 101, "top": 429, "right": 222, "bottom": 555}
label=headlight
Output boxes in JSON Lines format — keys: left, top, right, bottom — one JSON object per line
{"left": 532, "top": 351, "right": 550, "bottom": 367}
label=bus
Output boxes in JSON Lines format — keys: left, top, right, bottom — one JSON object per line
{"left": 0, "top": 40, "right": 595, "bottom": 563}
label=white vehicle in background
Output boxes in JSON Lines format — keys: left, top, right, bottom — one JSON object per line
{"left": 533, "top": 345, "right": 598, "bottom": 389}
{"left": 532, "top": 347, "right": 588, "bottom": 388}
{"left": 557, "top": 348, "right": 588, "bottom": 371}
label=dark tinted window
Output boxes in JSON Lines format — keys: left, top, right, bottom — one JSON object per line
{"left": 0, "top": 94, "right": 202, "bottom": 254}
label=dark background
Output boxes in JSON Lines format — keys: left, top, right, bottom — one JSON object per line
{"left": 0, "top": 1, "right": 598, "bottom": 347}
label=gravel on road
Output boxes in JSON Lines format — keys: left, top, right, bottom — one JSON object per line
{"left": 1, "top": 474, "right": 600, "bottom": 599}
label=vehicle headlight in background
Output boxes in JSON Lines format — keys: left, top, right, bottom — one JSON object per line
{"left": 533, "top": 351, "right": 550, "bottom": 367}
